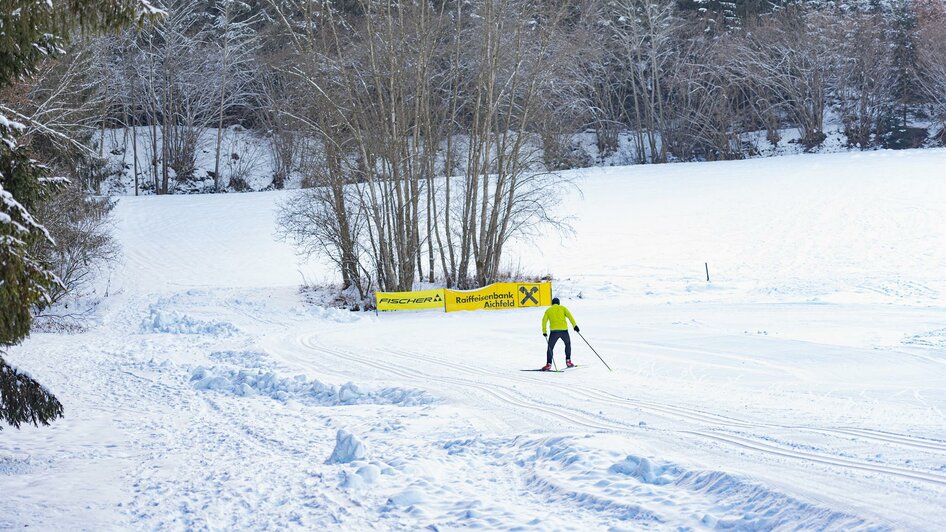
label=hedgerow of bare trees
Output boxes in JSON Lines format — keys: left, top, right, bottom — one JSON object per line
{"left": 274, "top": 0, "right": 583, "bottom": 293}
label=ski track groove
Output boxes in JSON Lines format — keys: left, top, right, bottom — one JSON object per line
{"left": 283, "top": 335, "right": 946, "bottom": 490}
{"left": 814, "top": 427, "right": 946, "bottom": 451}
{"left": 684, "top": 430, "right": 946, "bottom": 487}
{"left": 293, "top": 339, "right": 625, "bottom": 433}
{"left": 591, "top": 388, "right": 946, "bottom": 453}
{"left": 390, "top": 346, "right": 946, "bottom": 455}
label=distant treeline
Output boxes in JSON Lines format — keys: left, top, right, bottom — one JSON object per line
{"left": 7, "top": 0, "right": 946, "bottom": 194}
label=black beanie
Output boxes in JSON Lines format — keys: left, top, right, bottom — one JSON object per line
{"left": 552, "top": 297, "right": 560, "bottom": 305}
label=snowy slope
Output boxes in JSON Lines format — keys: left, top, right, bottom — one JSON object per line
{"left": 95, "top": 124, "right": 886, "bottom": 195}
{"left": 3, "top": 149, "right": 946, "bottom": 530}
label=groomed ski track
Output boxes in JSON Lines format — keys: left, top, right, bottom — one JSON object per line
{"left": 278, "top": 332, "right": 946, "bottom": 486}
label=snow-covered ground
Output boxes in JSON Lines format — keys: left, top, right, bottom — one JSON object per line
{"left": 4, "top": 149, "right": 946, "bottom": 530}
{"left": 96, "top": 122, "right": 889, "bottom": 196}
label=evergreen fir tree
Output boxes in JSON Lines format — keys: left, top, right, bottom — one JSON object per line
{"left": 0, "top": 0, "right": 162, "bottom": 430}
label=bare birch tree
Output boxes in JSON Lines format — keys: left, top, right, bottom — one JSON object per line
{"left": 272, "top": 0, "right": 575, "bottom": 293}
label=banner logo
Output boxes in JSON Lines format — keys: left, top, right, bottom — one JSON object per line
{"left": 519, "top": 285, "right": 539, "bottom": 305}
{"left": 375, "top": 288, "right": 445, "bottom": 311}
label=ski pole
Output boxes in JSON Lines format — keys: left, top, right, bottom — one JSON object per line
{"left": 577, "top": 330, "right": 613, "bottom": 372}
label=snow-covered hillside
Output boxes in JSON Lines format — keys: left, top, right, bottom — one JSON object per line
{"left": 3, "top": 149, "right": 946, "bottom": 529}
{"left": 96, "top": 124, "right": 877, "bottom": 196}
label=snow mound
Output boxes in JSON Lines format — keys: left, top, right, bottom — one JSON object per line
{"left": 327, "top": 429, "right": 367, "bottom": 464}
{"left": 525, "top": 436, "right": 587, "bottom": 469}
{"left": 388, "top": 488, "right": 426, "bottom": 508}
{"left": 305, "top": 304, "right": 362, "bottom": 323}
{"left": 609, "top": 455, "right": 680, "bottom": 485}
{"left": 208, "top": 350, "right": 270, "bottom": 369}
{"left": 140, "top": 305, "right": 239, "bottom": 336}
{"left": 355, "top": 464, "right": 381, "bottom": 484}
{"left": 189, "top": 366, "right": 436, "bottom": 406}
{"left": 903, "top": 328, "right": 946, "bottom": 349}
{"left": 512, "top": 437, "right": 877, "bottom": 529}
{"left": 0, "top": 453, "right": 32, "bottom": 475}
{"left": 339, "top": 464, "right": 383, "bottom": 490}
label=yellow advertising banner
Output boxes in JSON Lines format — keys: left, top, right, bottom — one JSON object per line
{"left": 375, "top": 288, "right": 445, "bottom": 311}
{"left": 444, "top": 282, "right": 552, "bottom": 312}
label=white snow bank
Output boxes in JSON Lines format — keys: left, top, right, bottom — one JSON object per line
{"left": 327, "top": 430, "right": 367, "bottom": 464}
{"left": 608, "top": 455, "right": 679, "bottom": 485}
{"left": 514, "top": 436, "right": 879, "bottom": 529}
{"left": 208, "top": 350, "right": 270, "bottom": 369}
{"left": 140, "top": 305, "right": 239, "bottom": 336}
{"left": 338, "top": 463, "right": 384, "bottom": 490}
{"left": 0, "top": 453, "right": 32, "bottom": 475}
{"left": 354, "top": 464, "right": 381, "bottom": 484}
{"left": 387, "top": 488, "right": 427, "bottom": 508}
{"left": 189, "top": 366, "right": 436, "bottom": 407}
{"left": 903, "top": 328, "right": 946, "bottom": 349}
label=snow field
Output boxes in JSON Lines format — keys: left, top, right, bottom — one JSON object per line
{"left": 3, "top": 290, "right": 455, "bottom": 529}
{"left": 521, "top": 149, "right": 946, "bottom": 306}
{"left": 273, "top": 303, "right": 946, "bottom": 528}
{"left": 3, "top": 148, "right": 946, "bottom": 529}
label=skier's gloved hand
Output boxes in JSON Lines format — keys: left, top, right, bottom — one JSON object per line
{"left": 543, "top": 332, "right": 548, "bottom": 337}
{"left": 574, "top": 326, "right": 580, "bottom": 333}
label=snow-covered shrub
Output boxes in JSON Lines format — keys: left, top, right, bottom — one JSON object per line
{"left": 31, "top": 183, "right": 120, "bottom": 307}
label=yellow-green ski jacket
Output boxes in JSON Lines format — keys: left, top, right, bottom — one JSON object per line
{"left": 542, "top": 304, "right": 577, "bottom": 334}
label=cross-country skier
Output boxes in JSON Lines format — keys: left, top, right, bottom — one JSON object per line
{"left": 541, "top": 297, "right": 579, "bottom": 371}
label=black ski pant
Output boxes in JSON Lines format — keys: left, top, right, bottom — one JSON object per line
{"left": 546, "top": 330, "right": 571, "bottom": 364}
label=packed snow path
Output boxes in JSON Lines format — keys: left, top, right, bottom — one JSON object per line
{"left": 4, "top": 150, "right": 946, "bottom": 529}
